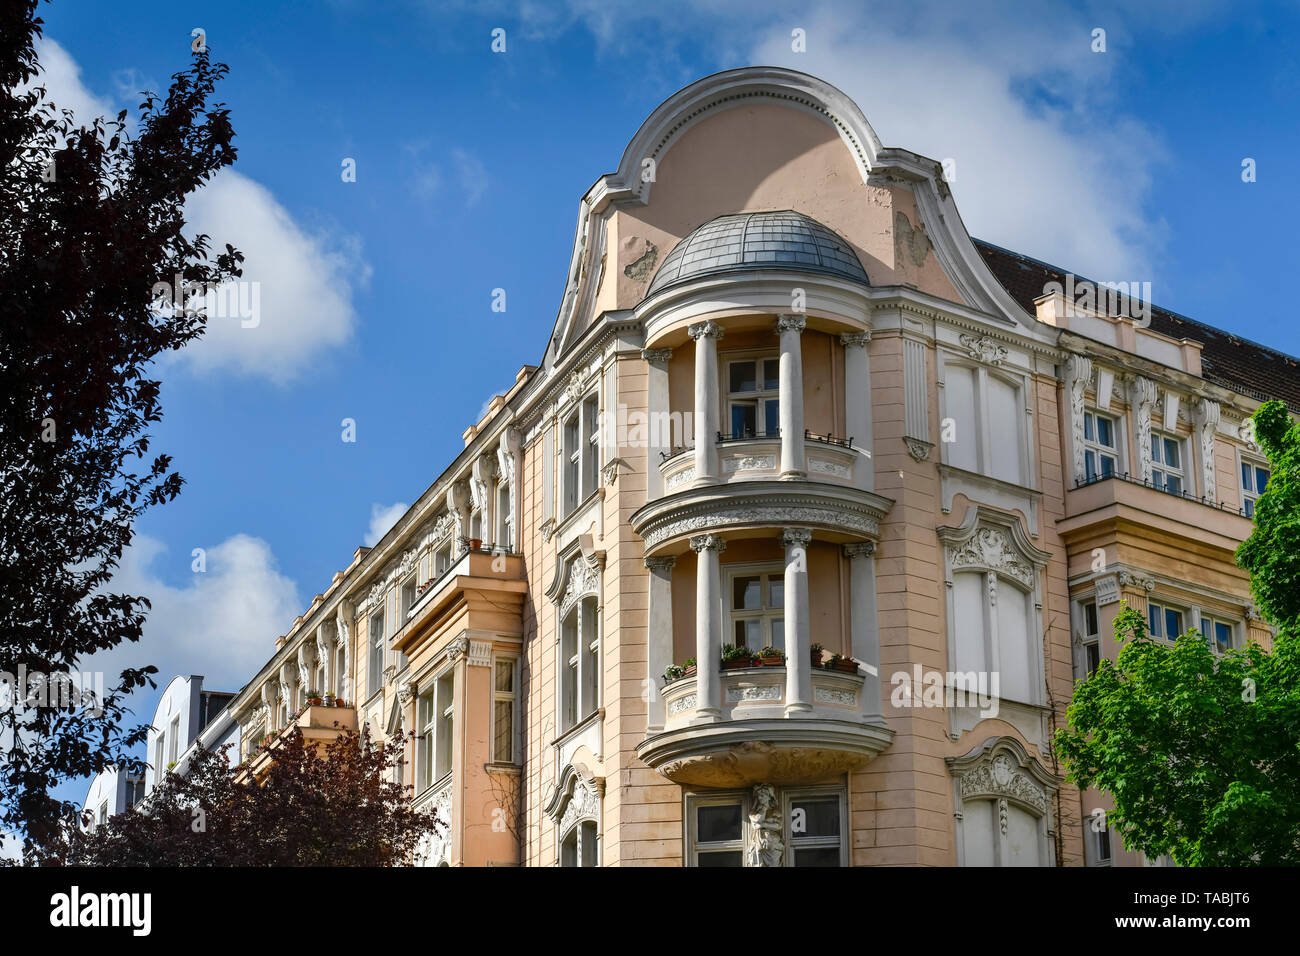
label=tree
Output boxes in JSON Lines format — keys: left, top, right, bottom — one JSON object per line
{"left": 29, "top": 727, "right": 440, "bottom": 866}
{"left": 1055, "top": 400, "right": 1300, "bottom": 866}
{"left": 0, "top": 1, "right": 240, "bottom": 851}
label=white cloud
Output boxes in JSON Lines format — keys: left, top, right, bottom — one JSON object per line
{"left": 83, "top": 534, "right": 302, "bottom": 697}
{"left": 365, "top": 502, "right": 409, "bottom": 546}
{"left": 28, "top": 35, "right": 367, "bottom": 384}
{"left": 452, "top": 148, "right": 490, "bottom": 206}
{"left": 174, "top": 169, "right": 369, "bottom": 382}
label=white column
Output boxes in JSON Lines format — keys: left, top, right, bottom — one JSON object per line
{"left": 777, "top": 314, "right": 807, "bottom": 479}
{"left": 783, "top": 528, "right": 813, "bottom": 715}
{"left": 844, "top": 542, "right": 880, "bottom": 718}
{"left": 447, "top": 480, "right": 472, "bottom": 552}
{"left": 841, "top": 331, "right": 873, "bottom": 491}
{"left": 690, "top": 534, "right": 726, "bottom": 720}
{"left": 645, "top": 555, "right": 676, "bottom": 733}
{"left": 689, "top": 321, "right": 723, "bottom": 484}
{"left": 642, "top": 348, "right": 673, "bottom": 500}
{"left": 315, "top": 626, "right": 332, "bottom": 698}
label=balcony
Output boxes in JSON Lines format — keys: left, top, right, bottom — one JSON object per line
{"left": 639, "top": 664, "right": 892, "bottom": 787}
{"left": 659, "top": 431, "right": 861, "bottom": 496}
{"left": 1061, "top": 473, "right": 1253, "bottom": 550}
{"left": 240, "top": 703, "right": 358, "bottom": 780}
{"left": 396, "top": 549, "right": 527, "bottom": 657}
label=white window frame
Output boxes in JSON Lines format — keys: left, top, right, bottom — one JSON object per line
{"left": 1146, "top": 599, "right": 1188, "bottom": 643}
{"left": 723, "top": 351, "right": 781, "bottom": 439}
{"left": 1151, "top": 430, "right": 1189, "bottom": 496}
{"left": 367, "top": 608, "right": 385, "bottom": 699}
{"left": 1239, "top": 454, "right": 1271, "bottom": 518}
{"left": 1200, "top": 614, "right": 1239, "bottom": 655}
{"left": 416, "top": 667, "right": 455, "bottom": 794}
{"left": 782, "top": 786, "right": 849, "bottom": 867}
{"left": 491, "top": 656, "right": 519, "bottom": 764}
{"left": 1075, "top": 598, "right": 1101, "bottom": 679}
{"left": 559, "top": 596, "right": 600, "bottom": 733}
{"left": 167, "top": 715, "right": 180, "bottom": 767}
{"left": 1082, "top": 408, "right": 1120, "bottom": 481}
{"left": 496, "top": 480, "right": 513, "bottom": 552}
{"left": 949, "top": 568, "right": 1042, "bottom": 706}
{"left": 685, "top": 791, "right": 747, "bottom": 867}
{"left": 939, "top": 356, "right": 1032, "bottom": 487}
{"left": 561, "top": 391, "right": 601, "bottom": 518}
{"left": 724, "top": 561, "right": 785, "bottom": 654}
{"left": 401, "top": 574, "right": 418, "bottom": 616}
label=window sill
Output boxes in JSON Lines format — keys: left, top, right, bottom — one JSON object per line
{"left": 484, "top": 761, "right": 522, "bottom": 775}
{"left": 551, "top": 708, "right": 603, "bottom": 749}
{"left": 553, "top": 489, "right": 603, "bottom": 542}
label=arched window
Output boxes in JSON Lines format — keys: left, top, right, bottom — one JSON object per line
{"left": 947, "top": 737, "right": 1058, "bottom": 866}
{"left": 546, "top": 764, "right": 602, "bottom": 867}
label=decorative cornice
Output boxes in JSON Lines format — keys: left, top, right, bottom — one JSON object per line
{"left": 689, "top": 533, "right": 728, "bottom": 554}
{"left": 938, "top": 505, "right": 1050, "bottom": 590}
{"left": 775, "top": 313, "right": 807, "bottom": 334}
{"left": 640, "top": 347, "right": 673, "bottom": 367}
{"left": 958, "top": 333, "right": 1008, "bottom": 367}
{"left": 688, "top": 320, "right": 724, "bottom": 341}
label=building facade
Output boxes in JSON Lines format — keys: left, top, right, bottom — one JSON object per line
{"left": 222, "top": 68, "right": 1295, "bottom": 866}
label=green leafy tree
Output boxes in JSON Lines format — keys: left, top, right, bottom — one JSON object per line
{"left": 1056, "top": 400, "right": 1300, "bottom": 865}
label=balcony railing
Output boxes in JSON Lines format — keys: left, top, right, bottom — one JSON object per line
{"left": 1072, "top": 471, "right": 1248, "bottom": 517}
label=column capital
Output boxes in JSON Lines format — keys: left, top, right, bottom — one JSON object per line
{"left": 644, "top": 555, "right": 677, "bottom": 573}
{"left": 782, "top": 527, "right": 813, "bottom": 549}
{"left": 839, "top": 330, "right": 871, "bottom": 348}
{"left": 688, "top": 320, "right": 724, "bottom": 341}
{"left": 641, "top": 347, "right": 673, "bottom": 368}
{"left": 843, "top": 541, "right": 876, "bottom": 559}
{"left": 776, "top": 313, "right": 807, "bottom": 334}
{"left": 689, "top": 533, "right": 727, "bottom": 554}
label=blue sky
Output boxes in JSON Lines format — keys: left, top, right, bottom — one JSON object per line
{"left": 29, "top": 0, "right": 1300, "bottom": 805}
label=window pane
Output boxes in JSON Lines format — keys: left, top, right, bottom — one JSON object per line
{"left": 1242, "top": 462, "right": 1252, "bottom": 491}
{"left": 1096, "top": 417, "right": 1112, "bottom": 447}
{"left": 1100, "top": 455, "right": 1115, "bottom": 477}
{"left": 769, "top": 618, "right": 784, "bottom": 652}
{"left": 731, "top": 402, "right": 756, "bottom": 437}
{"left": 793, "top": 847, "right": 841, "bottom": 867}
{"left": 495, "top": 661, "right": 513, "bottom": 692}
{"left": 1214, "top": 621, "right": 1232, "bottom": 653}
{"left": 1245, "top": 498, "right": 1256, "bottom": 518}
{"left": 768, "top": 577, "right": 784, "bottom": 608}
{"left": 697, "top": 803, "right": 742, "bottom": 842}
{"left": 1165, "top": 475, "right": 1182, "bottom": 496}
{"left": 1151, "top": 440, "right": 1162, "bottom": 465}
{"left": 1084, "top": 414, "right": 1094, "bottom": 442}
{"left": 1148, "top": 604, "right": 1161, "bottom": 638}
{"left": 1085, "top": 450, "right": 1097, "bottom": 481}
{"left": 1085, "top": 643, "right": 1100, "bottom": 676}
{"left": 729, "top": 361, "right": 757, "bottom": 393}
{"left": 1165, "top": 609, "right": 1182, "bottom": 639}
{"left": 697, "top": 851, "right": 743, "bottom": 867}
{"left": 763, "top": 399, "right": 779, "bottom": 437}
{"left": 792, "top": 798, "right": 840, "bottom": 838}
{"left": 1084, "top": 602, "right": 1098, "bottom": 636}
{"left": 1256, "top": 468, "right": 1269, "bottom": 493}
{"left": 1163, "top": 439, "right": 1179, "bottom": 468}
{"left": 493, "top": 699, "right": 513, "bottom": 762}
{"left": 733, "top": 576, "right": 761, "bottom": 610}
{"left": 763, "top": 359, "right": 780, "bottom": 390}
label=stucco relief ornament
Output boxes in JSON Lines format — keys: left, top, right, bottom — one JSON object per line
{"left": 745, "top": 784, "right": 784, "bottom": 867}
{"left": 1117, "top": 568, "right": 1155, "bottom": 592}
{"left": 958, "top": 333, "right": 1008, "bottom": 367}
{"left": 1130, "top": 375, "right": 1158, "bottom": 483}
{"left": 559, "top": 781, "right": 600, "bottom": 835}
{"left": 948, "top": 527, "right": 1034, "bottom": 588}
{"left": 447, "top": 637, "right": 470, "bottom": 664}
{"left": 904, "top": 437, "right": 933, "bottom": 462}
{"left": 957, "top": 753, "right": 1049, "bottom": 815}
{"left": 1065, "top": 354, "right": 1092, "bottom": 484}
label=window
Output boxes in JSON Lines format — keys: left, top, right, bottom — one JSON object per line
{"left": 416, "top": 670, "right": 455, "bottom": 792}
{"left": 334, "top": 644, "right": 346, "bottom": 697}
{"left": 1094, "top": 823, "right": 1112, "bottom": 865}
{"left": 367, "top": 609, "right": 385, "bottom": 698}
{"left": 96, "top": 801, "right": 108, "bottom": 829}
{"left": 1147, "top": 601, "right": 1184, "bottom": 641}
{"left": 726, "top": 356, "right": 780, "bottom": 438}
{"left": 1083, "top": 410, "right": 1118, "bottom": 480}
{"left": 493, "top": 658, "right": 517, "bottom": 763}
{"left": 153, "top": 734, "right": 165, "bottom": 782}
{"left": 435, "top": 541, "right": 453, "bottom": 577}
{"left": 784, "top": 790, "right": 847, "bottom": 867}
{"left": 689, "top": 796, "right": 745, "bottom": 867}
{"left": 1151, "top": 432, "right": 1185, "bottom": 495}
{"left": 560, "top": 596, "right": 599, "bottom": 732}
{"left": 562, "top": 393, "right": 601, "bottom": 517}
{"left": 963, "top": 798, "right": 1043, "bottom": 866}
{"left": 167, "top": 716, "right": 180, "bottom": 766}
{"left": 728, "top": 566, "right": 784, "bottom": 653}
{"left": 1080, "top": 600, "right": 1100, "bottom": 677}
{"left": 942, "top": 363, "right": 1026, "bottom": 485}
{"left": 952, "top": 570, "right": 1036, "bottom": 704}
{"left": 126, "top": 777, "right": 145, "bottom": 809}
{"left": 401, "top": 574, "right": 418, "bottom": 613}
{"left": 1241, "top": 459, "right": 1270, "bottom": 517}
{"left": 1201, "top": 615, "right": 1236, "bottom": 654}
{"left": 496, "top": 481, "right": 512, "bottom": 552}
{"left": 560, "top": 820, "right": 599, "bottom": 867}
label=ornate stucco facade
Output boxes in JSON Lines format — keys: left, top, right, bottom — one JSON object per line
{"left": 223, "top": 68, "right": 1293, "bottom": 867}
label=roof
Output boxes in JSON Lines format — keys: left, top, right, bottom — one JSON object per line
{"left": 647, "top": 210, "right": 870, "bottom": 296}
{"left": 974, "top": 240, "right": 1300, "bottom": 412}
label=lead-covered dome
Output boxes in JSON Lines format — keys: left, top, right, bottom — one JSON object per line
{"left": 646, "top": 210, "right": 870, "bottom": 296}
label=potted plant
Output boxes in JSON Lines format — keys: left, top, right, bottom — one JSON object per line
{"left": 756, "top": 646, "right": 784, "bottom": 666}
{"left": 468, "top": 537, "right": 483, "bottom": 551}
{"left": 683, "top": 657, "right": 697, "bottom": 677}
{"left": 827, "top": 653, "right": 859, "bottom": 674}
{"left": 305, "top": 689, "right": 323, "bottom": 707}
{"left": 720, "top": 644, "right": 753, "bottom": 670}
{"left": 810, "top": 643, "right": 824, "bottom": 668}
{"left": 662, "top": 664, "right": 686, "bottom": 684}
{"left": 323, "top": 692, "right": 336, "bottom": 707}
